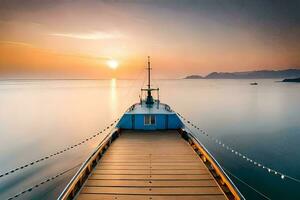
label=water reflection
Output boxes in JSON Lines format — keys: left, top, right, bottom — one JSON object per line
{"left": 110, "top": 78, "right": 118, "bottom": 119}
{"left": 0, "top": 79, "right": 299, "bottom": 200}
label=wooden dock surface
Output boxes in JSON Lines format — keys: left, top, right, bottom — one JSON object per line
{"left": 77, "top": 130, "right": 227, "bottom": 200}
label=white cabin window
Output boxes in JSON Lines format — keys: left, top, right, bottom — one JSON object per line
{"left": 144, "top": 115, "right": 156, "bottom": 125}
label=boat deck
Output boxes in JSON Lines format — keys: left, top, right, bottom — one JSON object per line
{"left": 77, "top": 130, "right": 227, "bottom": 200}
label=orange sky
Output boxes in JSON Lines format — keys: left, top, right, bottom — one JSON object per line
{"left": 0, "top": 0, "right": 299, "bottom": 79}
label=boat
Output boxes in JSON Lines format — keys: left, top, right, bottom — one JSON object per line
{"left": 250, "top": 82, "right": 258, "bottom": 85}
{"left": 58, "top": 57, "right": 244, "bottom": 200}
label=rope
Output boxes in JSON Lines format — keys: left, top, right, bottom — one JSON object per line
{"left": 177, "top": 112, "right": 300, "bottom": 184}
{"left": 223, "top": 167, "right": 272, "bottom": 200}
{"left": 0, "top": 119, "right": 119, "bottom": 179}
{"left": 6, "top": 163, "right": 82, "bottom": 200}
{"left": 118, "top": 66, "right": 146, "bottom": 111}
{"left": 182, "top": 118, "right": 271, "bottom": 199}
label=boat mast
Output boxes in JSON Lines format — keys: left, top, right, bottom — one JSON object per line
{"left": 147, "top": 56, "right": 151, "bottom": 90}
{"left": 145, "top": 56, "right": 154, "bottom": 105}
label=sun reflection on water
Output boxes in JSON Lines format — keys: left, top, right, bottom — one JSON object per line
{"left": 110, "top": 78, "right": 118, "bottom": 118}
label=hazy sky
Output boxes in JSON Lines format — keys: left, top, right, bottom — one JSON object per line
{"left": 0, "top": 0, "right": 300, "bottom": 78}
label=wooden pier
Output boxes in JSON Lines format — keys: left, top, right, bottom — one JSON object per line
{"left": 76, "top": 130, "right": 229, "bottom": 200}
{"left": 58, "top": 57, "right": 243, "bottom": 200}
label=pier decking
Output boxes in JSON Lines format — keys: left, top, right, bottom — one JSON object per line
{"left": 77, "top": 130, "right": 227, "bottom": 200}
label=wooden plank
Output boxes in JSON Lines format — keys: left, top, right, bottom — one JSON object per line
{"left": 97, "top": 162, "right": 206, "bottom": 167}
{"left": 101, "top": 155, "right": 198, "bottom": 158}
{"left": 99, "top": 161, "right": 201, "bottom": 164}
{"left": 106, "top": 149, "right": 192, "bottom": 152}
{"left": 104, "top": 153, "right": 195, "bottom": 156}
{"left": 93, "top": 169, "right": 209, "bottom": 175}
{"left": 100, "top": 160, "right": 201, "bottom": 163}
{"left": 85, "top": 180, "right": 218, "bottom": 187}
{"left": 106, "top": 150, "right": 193, "bottom": 152}
{"left": 105, "top": 151, "right": 194, "bottom": 154}
{"left": 109, "top": 145, "right": 189, "bottom": 147}
{"left": 97, "top": 165, "right": 205, "bottom": 170}
{"left": 81, "top": 186, "right": 223, "bottom": 195}
{"left": 89, "top": 174, "right": 214, "bottom": 180}
{"left": 101, "top": 156, "right": 200, "bottom": 160}
{"left": 77, "top": 194, "right": 227, "bottom": 200}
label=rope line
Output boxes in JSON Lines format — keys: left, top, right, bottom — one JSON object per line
{"left": 0, "top": 119, "right": 119, "bottom": 179}
{"left": 118, "top": 66, "right": 146, "bottom": 112}
{"left": 177, "top": 112, "right": 300, "bottom": 184}
{"left": 7, "top": 163, "right": 82, "bottom": 200}
{"left": 182, "top": 122, "right": 268, "bottom": 200}
{"left": 223, "top": 167, "right": 272, "bottom": 200}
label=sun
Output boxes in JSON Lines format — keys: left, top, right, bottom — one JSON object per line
{"left": 106, "top": 59, "right": 119, "bottom": 69}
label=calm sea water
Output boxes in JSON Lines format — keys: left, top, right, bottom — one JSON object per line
{"left": 0, "top": 79, "right": 299, "bottom": 200}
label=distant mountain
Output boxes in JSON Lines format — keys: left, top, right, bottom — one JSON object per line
{"left": 282, "top": 77, "right": 300, "bottom": 82}
{"left": 185, "top": 75, "right": 204, "bottom": 79}
{"left": 185, "top": 69, "right": 300, "bottom": 79}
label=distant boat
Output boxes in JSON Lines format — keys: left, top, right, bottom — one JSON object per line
{"left": 58, "top": 57, "right": 244, "bottom": 200}
{"left": 250, "top": 82, "right": 258, "bottom": 85}
{"left": 282, "top": 77, "right": 300, "bottom": 82}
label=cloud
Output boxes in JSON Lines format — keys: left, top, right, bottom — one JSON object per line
{"left": 49, "top": 31, "right": 123, "bottom": 40}
{"left": 0, "top": 40, "right": 34, "bottom": 47}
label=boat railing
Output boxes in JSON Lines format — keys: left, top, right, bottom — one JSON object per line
{"left": 126, "top": 102, "right": 173, "bottom": 113}
{"left": 180, "top": 128, "right": 245, "bottom": 200}
{"left": 58, "top": 127, "right": 121, "bottom": 200}
{"left": 126, "top": 103, "right": 139, "bottom": 112}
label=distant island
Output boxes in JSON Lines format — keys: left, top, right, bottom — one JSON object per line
{"left": 282, "top": 77, "right": 300, "bottom": 82}
{"left": 185, "top": 69, "right": 300, "bottom": 79}
{"left": 185, "top": 75, "right": 204, "bottom": 79}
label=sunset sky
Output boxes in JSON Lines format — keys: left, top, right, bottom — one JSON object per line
{"left": 0, "top": 0, "right": 300, "bottom": 79}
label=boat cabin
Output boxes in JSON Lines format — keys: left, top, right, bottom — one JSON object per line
{"left": 117, "top": 102, "right": 183, "bottom": 130}
{"left": 117, "top": 56, "right": 182, "bottom": 130}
